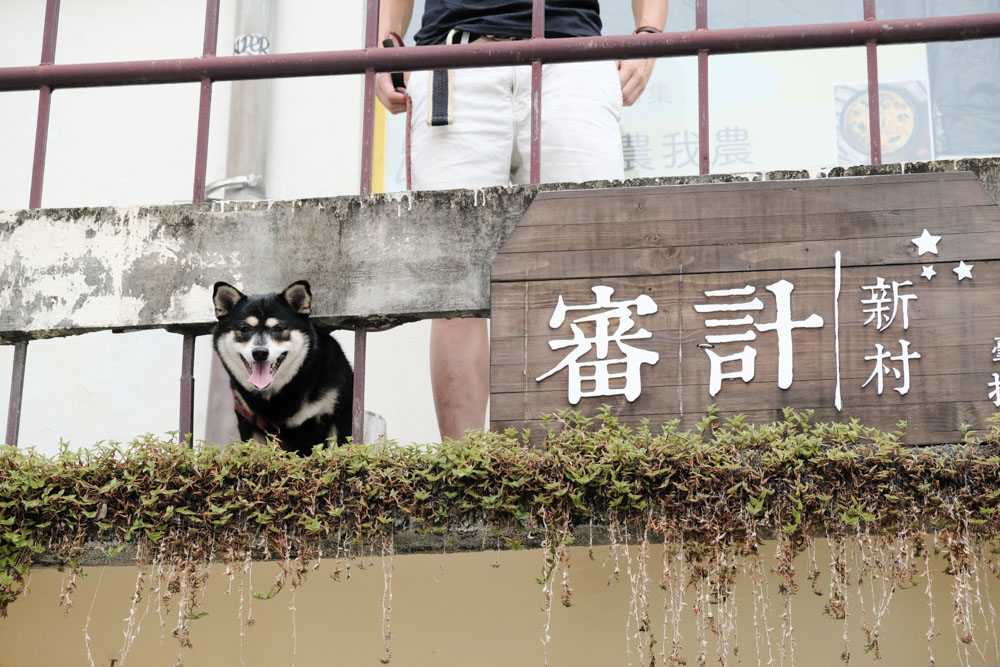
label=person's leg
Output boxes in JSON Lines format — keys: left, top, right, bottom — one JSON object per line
{"left": 409, "top": 65, "right": 514, "bottom": 439}
{"left": 429, "top": 318, "right": 489, "bottom": 439}
{"left": 511, "top": 60, "right": 625, "bottom": 185}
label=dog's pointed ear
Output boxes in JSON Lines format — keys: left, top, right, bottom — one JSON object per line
{"left": 282, "top": 281, "right": 312, "bottom": 315}
{"left": 213, "top": 282, "right": 245, "bottom": 318}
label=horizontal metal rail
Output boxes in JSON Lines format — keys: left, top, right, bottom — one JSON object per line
{"left": 1, "top": 14, "right": 999, "bottom": 91}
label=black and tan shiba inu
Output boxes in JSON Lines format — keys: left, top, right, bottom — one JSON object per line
{"left": 212, "top": 280, "right": 353, "bottom": 455}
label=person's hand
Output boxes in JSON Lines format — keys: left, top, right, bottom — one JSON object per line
{"left": 617, "top": 58, "right": 655, "bottom": 107}
{"left": 376, "top": 71, "right": 410, "bottom": 114}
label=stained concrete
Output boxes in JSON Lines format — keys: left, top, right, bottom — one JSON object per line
{"left": 2, "top": 158, "right": 998, "bottom": 344}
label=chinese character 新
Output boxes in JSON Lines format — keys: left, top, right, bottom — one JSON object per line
{"left": 536, "top": 286, "right": 660, "bottom": 404}
{"left": 861, "top": 277, "right": 917, "bottom": 331}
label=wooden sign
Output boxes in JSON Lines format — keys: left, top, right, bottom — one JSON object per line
{"left": 490, "top": 172, "right": 1000, "bottom": 445}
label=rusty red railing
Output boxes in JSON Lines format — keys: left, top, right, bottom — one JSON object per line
{"left": 3, "top": 0, "right": 1000, "bottom": 447}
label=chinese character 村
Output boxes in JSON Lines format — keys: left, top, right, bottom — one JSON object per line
{"left": 861, "top": 340, "right": 921, "bottom": 395}
{"left": 536, "top": 286, "right": 660, "bottom": 404}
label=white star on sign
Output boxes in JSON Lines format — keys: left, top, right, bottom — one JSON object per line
{"left": 920, "top": 265, "right": 936, "bottom": 280}
{"left": 953, "top": 261, "right": 973, "bottom": 281}
{"left": 911, "top": 229, "right": 941, "bottom": 256}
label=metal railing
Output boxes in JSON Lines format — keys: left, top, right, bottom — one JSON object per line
{"left": 2, "top": 0, "right": 1000, "bottom": 447}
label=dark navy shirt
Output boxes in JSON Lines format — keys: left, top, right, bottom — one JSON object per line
{"left": 413, "top": 0, "right": 603, "bottom": 46}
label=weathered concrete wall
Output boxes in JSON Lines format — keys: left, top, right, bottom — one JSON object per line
{"left": 0, "top": 189, "right": 534, "bottom": 342}
{"left": 2, "top": 158, "right": 998, "bottom": 344}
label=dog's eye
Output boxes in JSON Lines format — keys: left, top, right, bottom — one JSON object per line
{"left": 239, "top": 323, "right": 252, "bottom": 333}
{"left": 272, "top": 325, "right": 284, "bottom": 333}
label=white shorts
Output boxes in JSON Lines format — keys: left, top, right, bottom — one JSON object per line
{"left": 407, "top": 59, "right": 625, "bottom": 189}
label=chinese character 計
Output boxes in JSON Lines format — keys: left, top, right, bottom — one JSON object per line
{"left": 535, "top": 286, "right": 660, "bottom": 404}
{"left": 694, "top": 280, "right": 823, "bottom": 396}
{"left": 861, "top": 339, "right": 921, "bottom": 395}
{"left": 989, "top": 373, "right": 1000, "bottom": 407}
{"left": 694, "top": 285, "right": 763, "bottom": 397}
{"left": 754, "top": 280, "right": 824, "bottom": 389}
{"left": 861, "top": 277, "right": 917, "bottom": 331}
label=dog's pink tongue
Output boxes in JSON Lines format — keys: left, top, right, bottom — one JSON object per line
{"left": 248, "top": 361, "right": 273, "bottom": 389}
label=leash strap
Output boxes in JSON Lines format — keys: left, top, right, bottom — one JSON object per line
{"left": 427, "top": 68, "right": 453, "bottom": 126}
{"left": 427, "top": 30, "right": 469, "bottom": 127}
{"left": 381, "top": 32, "right": 414, "bottom": 189}
{"left": 405, "top": 95, "right": 413, "bottom": 189}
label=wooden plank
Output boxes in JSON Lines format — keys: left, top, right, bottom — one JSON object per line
{"left": 493, "top": 266, "right": 1000, "bottom": 395}
{"left": 498, "top": 205, "right": 1000, "bottom": 255}
{"left": 492, "top": 264, "right": 1000, "bottom": 344}
{"left": 491, "top": 336, "right": 1000, "bottom": 393}
{"left": 492, "top": 231, "right": 1000, "bottom": 282}
{"left": 496, "top": 173, "right": 999, "bottom": 281}
{"left": 512, "top": 173, "right": 992, "bottom": 229}
{"left": 492, "top": 369, "right": 997, "bottom": 416}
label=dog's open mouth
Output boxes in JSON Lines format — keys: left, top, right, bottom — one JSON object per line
{"left": 243, "top": 352, "right": 288, "bottom": 390}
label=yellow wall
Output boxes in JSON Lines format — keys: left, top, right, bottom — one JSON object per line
{"left": 1, "top": 542, "right": 997, "bottom": 667}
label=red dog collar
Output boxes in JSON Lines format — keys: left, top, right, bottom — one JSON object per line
{"left": 231, "top": 392, "right": 294, "bottom": 452}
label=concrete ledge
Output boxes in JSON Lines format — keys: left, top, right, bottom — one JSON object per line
{"left": 2, "top": 158, "right": 998, "bottom": 344}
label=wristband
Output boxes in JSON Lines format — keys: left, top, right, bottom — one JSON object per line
{"left": 383, "top": 30, "right": 404, "bottom": 46}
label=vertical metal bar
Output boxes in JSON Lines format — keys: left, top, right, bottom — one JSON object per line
{"left": 180, "top": 0, "right": 220, "bottom": 443}
{"left": 192, "top": 76, "right": 215, "bottom": 202}
{"left": 352, "top": 329, "right": 367, "bottom": 443}
{"left": 29, "top": 0, "right": 61, "bottom": 209}
{"left": 353, "top": 0, "right": 381, "bottom": 444}
{"left": 5, "top": 343, "right": 29, "bottom": 448}
{"left": 864, "top": 0, "right": 882, "bottom": 165}
{"left": 360, "top": 70, "right": 377, "bottom": 195}
{"left": 529, "top": 0, "right": 544, "bottom": 184}
{"left": 192, "top": 0, "right": 221, "bottom": 203}
{"left": 696, "top": 0, "right": 709, "bottom": 175}
{"left": 29, "top": 88, "right": 52, "bottom": 208}
{"left": 179, "top": 335, "right": 196, "bottom": 445}
{"left": 360, "top": 0, "right": 380, "bottom": 196}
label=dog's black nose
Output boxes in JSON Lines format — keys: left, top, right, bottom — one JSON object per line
{"left": 251, "top": 347, "right": 269, "bottom": 362}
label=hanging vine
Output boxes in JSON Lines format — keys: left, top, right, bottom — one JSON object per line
{"left": 1, "top": 407, "right": 1000, "bottom": 665}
